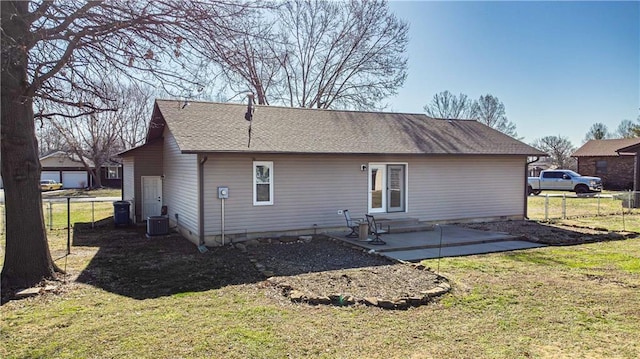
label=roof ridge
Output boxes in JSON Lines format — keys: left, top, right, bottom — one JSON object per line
{"left": 154, "top": 98, "right": 433, "bottom": 117}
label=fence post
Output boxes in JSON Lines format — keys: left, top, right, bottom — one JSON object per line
{"left": 67, "top": 197, "right": 71, "bottom": 255}
{"left": 91, "top": 201, "right": 95, "bottom": 229}
{"left": 544, "top": 194, "right": 549, "bottom": 221}
{"left": 597, "top": 193, "right": 600, "bottom": 216}
{"left": 562, "top": 194, "right": 566, "bottom": 219}
{"left": 48, "top": 201, "right": 53, "bottom": 230}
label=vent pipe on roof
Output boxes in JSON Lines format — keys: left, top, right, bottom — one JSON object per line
{"left": 245, "top": 94, "right": 255, "bottom": 148}
{"left": 244, "top": 94, "right": 254, "bottom": 121}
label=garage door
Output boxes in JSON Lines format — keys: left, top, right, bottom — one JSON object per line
{"left": 41, "top": 171, "right": 61, "bottom": 182}
{"left": 62, "top": 171, "right": 88, "bottom": 189}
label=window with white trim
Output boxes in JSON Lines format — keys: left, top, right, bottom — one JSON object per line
{"left": 107, "top": 166, "right": 120, "bottom": 179}
{"left": 253, "top": 161, "right": 273, "bottom": 205}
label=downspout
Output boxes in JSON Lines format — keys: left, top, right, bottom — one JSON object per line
{"left": 525, "top": 156, "right": 541, "bottom": 219}
{"left": 198, "top": 155, "right": 208, "bottom": 247}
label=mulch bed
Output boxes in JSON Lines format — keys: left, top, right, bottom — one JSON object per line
{"left": 245, "top": 236, "right": 448, "bottom": 309}
{"left": 458, "top": 220, "right": 638, "bottom": 245}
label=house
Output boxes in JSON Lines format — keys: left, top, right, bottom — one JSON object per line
{"left": 616, "top": 141, "right": 640, "bottom": 205}
{"left": 120, "top": 100, "right": 545, "bottom": 246}
{"left": 572, "top": 138, "right": 640, "bottom": 190}
{"left": 39, "top": 151, "right": 123, "bottom": 189}
{"left": 98, "top": 160, "right": 124, "bottom": 188}
{"left": 528, "top": 157, "right": 555, "bottom": 177}
{"left": 40, "top": 151, "right": 92, "bottom": 189}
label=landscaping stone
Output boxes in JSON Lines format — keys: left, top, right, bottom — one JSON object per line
{"left": 289, "top": 290, "right": 305, "bottom": 302}
{"left": 299, "top": 235, "right": 313, "bottom": 243}
{"left": 363, "top": 297, "right": 379, "bottom": 306}
{"left": 377, "top": 299, "right": 395, "bottom": 309}
{"left": 245, "top": 239, "right": 260, "bottom": 247}
{"left": 14, "top": 287, "right": 41, "bottom": 299}
{"left": 234, "top": 243, "right": 247, "bottom": 252}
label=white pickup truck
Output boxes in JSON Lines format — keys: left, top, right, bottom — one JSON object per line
{"left": 528, "top": 170, "right": 603, "bottom": 195}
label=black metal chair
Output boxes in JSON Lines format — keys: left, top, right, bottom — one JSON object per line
{"left": 365, "top": 214, "right": 387, "bottom": 245}
{"left": 343, "top": 210, "right": 363, "bottom": 238}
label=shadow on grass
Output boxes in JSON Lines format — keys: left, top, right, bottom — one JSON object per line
{"left": 73, "top": 222, "right": 263, "bottom": 300}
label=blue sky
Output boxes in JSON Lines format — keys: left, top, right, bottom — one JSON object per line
{"left": 385, "top": 1, "right": 639, "bottom": 147}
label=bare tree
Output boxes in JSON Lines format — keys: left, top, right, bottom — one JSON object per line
{"left": 36, "top": 119, "right": 69, "bottom": 156}
{"left": 113, "top": 83, "right": 155, "bottom": 149}
{"left": 1, "top": 0, "right": 258, "bottom": 290}
{"left": 200, "top": 18, "right": 281, "bottom": 105}
{"left": 471, "top": 94, "right": 519, "bottom": 138}
{"left": 424, "top": 91, "right": 519, "bottom": 138}
{"left": 531, "top": 136, "right": 577, "bottom": 170}
{"left": 37, "top": 82, "right": 152, "bottom": 185}
{"left": 616, "top": 119, "right": 639, "bottom": 138}
{"left": 201, "top": 0, "right": 408, "bottom": 110}
{"left": 584, "top": 123, "right": 610, "bottom": 142}
{"left": 423, "top": 91, "right": 475, "bottom": 119}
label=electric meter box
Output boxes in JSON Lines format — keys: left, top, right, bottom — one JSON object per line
{"left": 217, "top": 186, "right": 229, "bottom": 199}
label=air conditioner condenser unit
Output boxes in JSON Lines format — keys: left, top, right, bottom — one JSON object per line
{"left": 147, "top": 216, "right": 169, "bottom": 236}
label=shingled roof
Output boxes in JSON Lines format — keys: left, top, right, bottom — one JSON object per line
{"left": 147, "top": 99, "right": 545, "bottom": 156}
{"left": 572, "top": 138, "right": 640, "bottom": 157}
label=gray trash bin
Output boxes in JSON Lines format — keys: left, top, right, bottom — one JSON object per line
{"left": 113, "top": 201, "right": 130, "bottom": 226}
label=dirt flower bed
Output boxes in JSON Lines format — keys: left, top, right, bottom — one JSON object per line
{"left": 244, "top": 236, "right": 448, "bottom": 309}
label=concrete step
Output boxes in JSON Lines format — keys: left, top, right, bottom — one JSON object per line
{"left": 376, "top": 217, "right": 420, "bottom": 226}
{"left": 387, "top": 223, "right": 436, "bottom": 234}
{"left": 373, "top": 218, "right": 436, "bottom": 234}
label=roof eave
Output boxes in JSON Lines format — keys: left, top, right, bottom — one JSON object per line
{"left": 180, "top": 149, "right": 545, "bottom": 156}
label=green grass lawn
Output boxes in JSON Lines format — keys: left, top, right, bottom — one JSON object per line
{"left": 2, "top": 230, "right": 638, "bottom": 358}
{"left": 42, "top": 201, "right": 114, "bottom": 230}
{"left": 1, "top": 193, "right": 639, "bottom": 358}
{"left": 43, "top": 187, "right": 122, "bottom": 198}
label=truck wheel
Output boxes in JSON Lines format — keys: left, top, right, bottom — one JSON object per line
{"left": 574, "top": 184, "right": 589, "bottom": 194}
{"left": 532, "top": 190, "right": 541, "bottom": 196}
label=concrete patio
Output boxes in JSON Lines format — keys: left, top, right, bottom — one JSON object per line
{"left": 328, "top": 225, "right": 546, "bottom": 262}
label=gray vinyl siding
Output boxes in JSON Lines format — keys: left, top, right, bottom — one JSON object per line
{"left": 202, "top": 154, "right": 366, "bottom": 236}
{"left": 162, "top": 129, "right": 198, "bottom": 236}
{"left": 200, "top": 153, "right": 526, "bottom": 238}
{"left": 409, "top": 156, "right": 524, "bottom": 220}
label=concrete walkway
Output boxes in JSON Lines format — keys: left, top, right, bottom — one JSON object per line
{"left": 329, "top": 225, "right": 545, "bottom": 262}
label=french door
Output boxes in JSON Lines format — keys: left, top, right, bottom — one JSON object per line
{"left": 368, "top": 164, "right": 406, "bottom": 213}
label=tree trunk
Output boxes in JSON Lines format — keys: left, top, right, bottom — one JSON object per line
{"left": 91, "top": 168, "right": 103, "bottom": 188}
{"left": 1, "top": 2, "right": 58, "bottom": 290}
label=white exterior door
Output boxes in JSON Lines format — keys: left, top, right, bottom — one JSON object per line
{"left": 368, "top": 164, "right": 387, "bottom": 213}
{"left": 142, "top": 176, "right": 162, "bottom": 219}
{"left": 387, "top": 165, "right": 406, "bottom": 213}
{"left": 368, "top": 163, "right": 407, "bottom": 214}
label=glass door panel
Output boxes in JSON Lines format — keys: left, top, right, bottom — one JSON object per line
{"left": 387, "top": 165, "right": 405, "bottom": 212}
{"left": 369, "top": 164, "right": 386, "bottom": 213}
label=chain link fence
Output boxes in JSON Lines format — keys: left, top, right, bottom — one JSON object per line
{"left": 1, "top": 193, "right": 638, "bottom": 235}
{"left": 528, "top": 191, "right": 639, "bottom": 221}
{"left": 0, "top": 199, "right": 116, "bottom": 235}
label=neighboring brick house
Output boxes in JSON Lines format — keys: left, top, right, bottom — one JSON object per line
{"left": 572, "top": 138, "right": 640, "bottom": 190}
